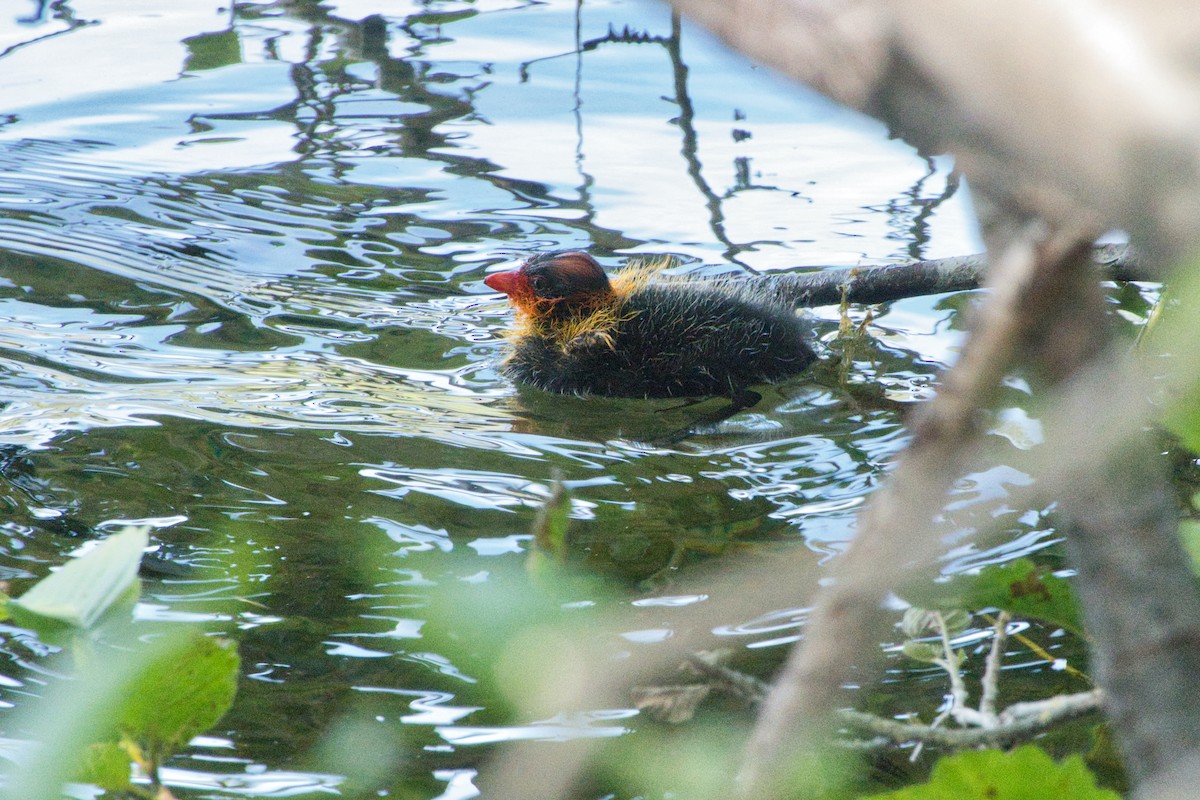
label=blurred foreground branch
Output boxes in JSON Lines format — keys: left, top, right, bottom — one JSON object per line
{"left": 741, "top": 224, "right": 1106, "bottom": 792}
{"left": 667, "top": 1, "right": 1200, "bottom": 798}
{"left": 671, "top": 0, "right": 1200, "bottom": 266}
{"left": 481, "top": 2, "right": 1200, "bottom": 797}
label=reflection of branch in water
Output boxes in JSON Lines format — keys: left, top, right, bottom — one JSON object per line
{"left": 19, "top": 0, "right": 49, "bottom": 24}
{"left": 521, "top": 13, "right": 756, "bottom": 263}
{"left": 517, "top": 24, "right": 672, "bottom": 82}
{"left": 222, "top": 6, "right": 601, "bottom": 238}
{"left": 194, "top": 7, "right": 480, "bottom": 167}
{"left": 665, "top": 13, "right": 749, "bottom": 267}
{"left": 882, "top": 153, "right": 961, "bottom": 260}
{"left": 562, "top": 6, "right": 641, "bottom": 254}
{"left": 4, "top": 0, "right": 92, "bottom": 61}
{"left": 515, "top": 12, "right": 811, "bottom": 268}
{"left": 569, "top": 0, "right": 598, "bottom": 239}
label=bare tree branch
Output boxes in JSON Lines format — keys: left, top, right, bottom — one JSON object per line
{"left": 765, "top": 243, "right": 1139, "bottom": 308}
{"left": 1060, "top": 447, "right": 1200, "bottom": 783}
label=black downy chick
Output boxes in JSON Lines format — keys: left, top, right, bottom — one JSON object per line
{"left": 484, "top": 251, "right": 816, "bottom": 402}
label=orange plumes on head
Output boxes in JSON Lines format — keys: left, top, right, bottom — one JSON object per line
{"left": 608, "top": 255, "right": 675, "bottom": 296}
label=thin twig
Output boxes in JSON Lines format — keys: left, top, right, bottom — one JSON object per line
{"left": 684, "top": 650, "right": 1104, "bottom": 748}
{"left": 979, "top": 611, "right": 1011, "bottom": 723}
{"left": 935, "top": 611, "right": 987, "bottom": 728}
{"left": 836, "top": 692, "right": 1104, "bottom": 748}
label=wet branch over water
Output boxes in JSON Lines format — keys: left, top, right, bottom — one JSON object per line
{"left": 763, "top": 242, "right": 1140, "bottom": 308}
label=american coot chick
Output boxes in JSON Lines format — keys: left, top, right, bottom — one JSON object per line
{"left": 485, "top": 251, "right": 816, "bottom": 399}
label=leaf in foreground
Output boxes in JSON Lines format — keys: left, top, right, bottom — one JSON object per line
{"left": 3, "top": 630, "right": 239, "bottom": 800}
{"left": 866, "top": 745, "right": 1119, "bottom": 800}
{"left": 12, "top": 526, "right": 148, "bottom": 629}
{"left": 117, "top": 631, "right": 240, "bottom": 767}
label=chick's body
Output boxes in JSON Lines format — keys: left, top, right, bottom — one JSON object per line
{"left": 486, "top": 251, "right": 816, "bottom": 399}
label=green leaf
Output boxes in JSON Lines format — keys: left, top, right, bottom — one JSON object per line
{"left": 117, "top": 631, "right": 240, "bottom": 765}
{"left": 74, "top": 742, "right": 133, "bottom": 791}
{"left": 901, "top": 641, "right": 944, "bottom": 664}
{"left": 12, "top": 526, "right": 148, "bottom": 629}
{"left": 1179, "top": 519, "right": 1200, "bottom": 575}
{"left": 866, "top": 745, "right": 1120, "bottom": 800}
{"left": 920, "top": 559, "right": 1082, "bottom": 636}
{"left": 904, "top": 607, "right": 973, "bottom": 639}
{"left": 1146, "top": 267, "right": 1200, "bottom": 452}
{"left": 900, "top": 607, "right": 936, "bottom": 638}
{"left": 939, "top": 609, "right": 972, "bottom": 636}
{"left": 0, "top": 628, "right": 237, "bottom": 800}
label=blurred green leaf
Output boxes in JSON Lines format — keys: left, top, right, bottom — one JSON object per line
{"left": 1163, "top": 400, "right": 1200, "bottom": 452}
{"left": 607, "top": 722, "right": 862, "bottom": 800}
{"left": 308, "top": 714, "right": 407, "bottom": 795}
{"left": 528, "top": 476, "right": 572, "bottom": 571}
{"left": 1145, "top": 266, "right": 1200, "bottom": 450}
{"left": 901, "top": 607, "right": 972, "bottom": 639}
{"left": 1, "top": 627, "right": 236, "bottom": 800}
{"left": 117, "top": 631, "right": 240, "bottom": 766}
{"left": 74, "top": 742, "right": 133, "bottom": 791}
{"left": 12, "top": 526, "right": 147, "bottom": 629}
{"left": 939, "top": 609, "right": 972, "bottom": 636}
{"left": 919, "top": 559, "right": 1082, "bottom": 636}
{"left": 900, "top": 607, "right": 935, "bottom": 638}
{"left": 1085, "top": 724, "right": 1129, "bottom": 796}
{"left": 901, "top": 641, "right": 944, "bottom": 664}
{"left": 1179, "top": 519, "right": 1200, "bottom": 575}
{"left": 866, "top": 745, "right": 1119, "bottom": 799}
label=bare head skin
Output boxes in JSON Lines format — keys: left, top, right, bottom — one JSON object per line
{"left": 484, "top": 251, "right": 612, "bottom": 317}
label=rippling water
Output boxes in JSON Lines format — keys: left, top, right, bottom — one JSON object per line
{"left": 0, "top": 0, "right": 1082, "bottom": 796}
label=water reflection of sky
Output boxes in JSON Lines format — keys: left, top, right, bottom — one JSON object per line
{"left": 3, "top": 0, "right": 978, "bottom": 266}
